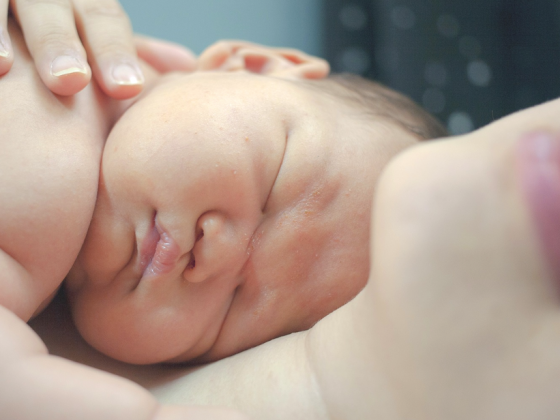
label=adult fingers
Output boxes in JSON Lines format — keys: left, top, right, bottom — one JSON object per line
{"left": 134, "top": 35, "right": 196, "bottom": 74}
{"left": 10, "top": 0, "right": 91, "bottom": 96}
{"left": 73, "top": 0, "right": 143, "bottom": 100}
{"left": 0, "top": 0, "right": 14, "bottom": 75}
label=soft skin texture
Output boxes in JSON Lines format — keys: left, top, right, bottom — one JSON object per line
{"left": 0, "top": 19, "right": 246, "bottom": 420}
{"left": 35, "top": 98, "right": 560, "bottom": 420}
{"left": 67, "top": 69, "right": 418, "bottom": 364}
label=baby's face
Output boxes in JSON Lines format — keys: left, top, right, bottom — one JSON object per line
{"left": 67, "top": 71, "right": 417, "bottom": 364}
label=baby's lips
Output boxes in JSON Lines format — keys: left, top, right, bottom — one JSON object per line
{"left": 138, "top": 221, "right": 181, "bottom": 278}
{"left": 146, "top": 231, "right": 181, "bottom": 277}
{"left": 516, "top": 131, "right": 560, "bottom": 289}
{"left": 139, "top": 222, "right": 160, "bottom": 273}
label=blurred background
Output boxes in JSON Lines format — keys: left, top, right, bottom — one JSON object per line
{"left": 121, "top": 0, "right": 560, "bottom": 135}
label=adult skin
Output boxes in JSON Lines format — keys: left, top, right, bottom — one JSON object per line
{"left": 1, "top": 0, "right": 195, "bottom": 97}
{"left": 2, "top": 0, "right": 145, "bottom": 97}
{"left": 33, "top": 97, "right": 560, "bottom": 419}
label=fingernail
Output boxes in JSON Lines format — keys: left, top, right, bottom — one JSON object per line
{"left": 111, "top": 62, "right": 144, "bottom": 85}
{"left": 517, "top": 131, "right": 560, "bottom": 290}
{"left": 0, "top": 26, "right": 12, "bottom": 58}
{"left": 51, "top": 55, "right": 88, "bottom": 77}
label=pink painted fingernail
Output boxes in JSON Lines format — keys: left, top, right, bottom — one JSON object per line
{"left": 517, "top": 131, "right": 560, "bottom": 289}
{"left": 51, "top": 54, "right": 88, "bottom": 77}
{"left": 111, "top": 62, "right": 144, "bottom": 85}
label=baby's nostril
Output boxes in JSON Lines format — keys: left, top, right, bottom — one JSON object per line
{"left": 196, "top": 228, "right": 204, "bottom": 241}
{"left": 186, "top": 252, "right": 195, "bottom": 270}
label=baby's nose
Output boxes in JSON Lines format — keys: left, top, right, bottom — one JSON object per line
{"left": 183, "top": 211, "right": 249, "bottom": 283}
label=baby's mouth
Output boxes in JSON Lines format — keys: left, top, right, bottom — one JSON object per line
{"left": 138, "top": 219, "right": 181, "bottom": 278}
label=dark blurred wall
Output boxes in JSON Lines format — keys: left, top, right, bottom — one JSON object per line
{"left": 324, "top": 0, "right": 560, "bottom": 134}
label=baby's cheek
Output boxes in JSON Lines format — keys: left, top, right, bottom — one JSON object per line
{"left": 79, "top": 217, "right": 135, "bottom": 287}
{"left": 66, "top": 289, "right": 106, "bottom": 351}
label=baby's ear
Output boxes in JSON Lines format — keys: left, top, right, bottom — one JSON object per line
{"left": 198, "top": 40, "right": 330, "bottom": 80}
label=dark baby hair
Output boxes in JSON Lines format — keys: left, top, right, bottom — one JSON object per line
{"left": 304, "top": 73, "right": 448, "bottom": 141}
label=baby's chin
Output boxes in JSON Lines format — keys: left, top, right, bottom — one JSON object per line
{"left": 68, "top": 223, "right": 371, "bottom": 365}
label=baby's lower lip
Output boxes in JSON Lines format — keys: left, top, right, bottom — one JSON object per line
{"left": 139, "top": 222, "right": 160, "bottom": 273}
{"left": 517, "top": 131, "right": 560, "bottom": 286}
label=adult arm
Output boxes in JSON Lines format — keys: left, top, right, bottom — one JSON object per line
{"left": 1, "top": 300, "right": 242, "bottom": 420}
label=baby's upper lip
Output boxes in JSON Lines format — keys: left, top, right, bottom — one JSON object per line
{"left": 137, "top": 218, "right": 182, "bottom": 279}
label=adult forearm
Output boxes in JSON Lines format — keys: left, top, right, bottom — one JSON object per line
{"left": 151, "top": 331, "right": 328, "bottom": 420}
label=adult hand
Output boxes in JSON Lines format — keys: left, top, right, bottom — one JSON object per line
{"left": 1, "top": 0, "right": 195, "bottom": 98}
{"left": 354, "top": 98, "right": 560, "bottom": 419}
{"left": 296, "top": 98, "right": 560, "bottom": 420}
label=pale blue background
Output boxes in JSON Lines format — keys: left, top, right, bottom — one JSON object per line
{"left": 119, "top": 0, "right": 324, "bottom": 57}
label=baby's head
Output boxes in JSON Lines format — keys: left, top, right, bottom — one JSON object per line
{"left": 66, "top": 42, "right": 446, "bottom": 364}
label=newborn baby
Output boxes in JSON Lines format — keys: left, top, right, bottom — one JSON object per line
{"left": 67, "top": 42, "right": 447, "bottom": 364}
{"left": 0, "top": 17, "right": 247, "bottom": 420}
